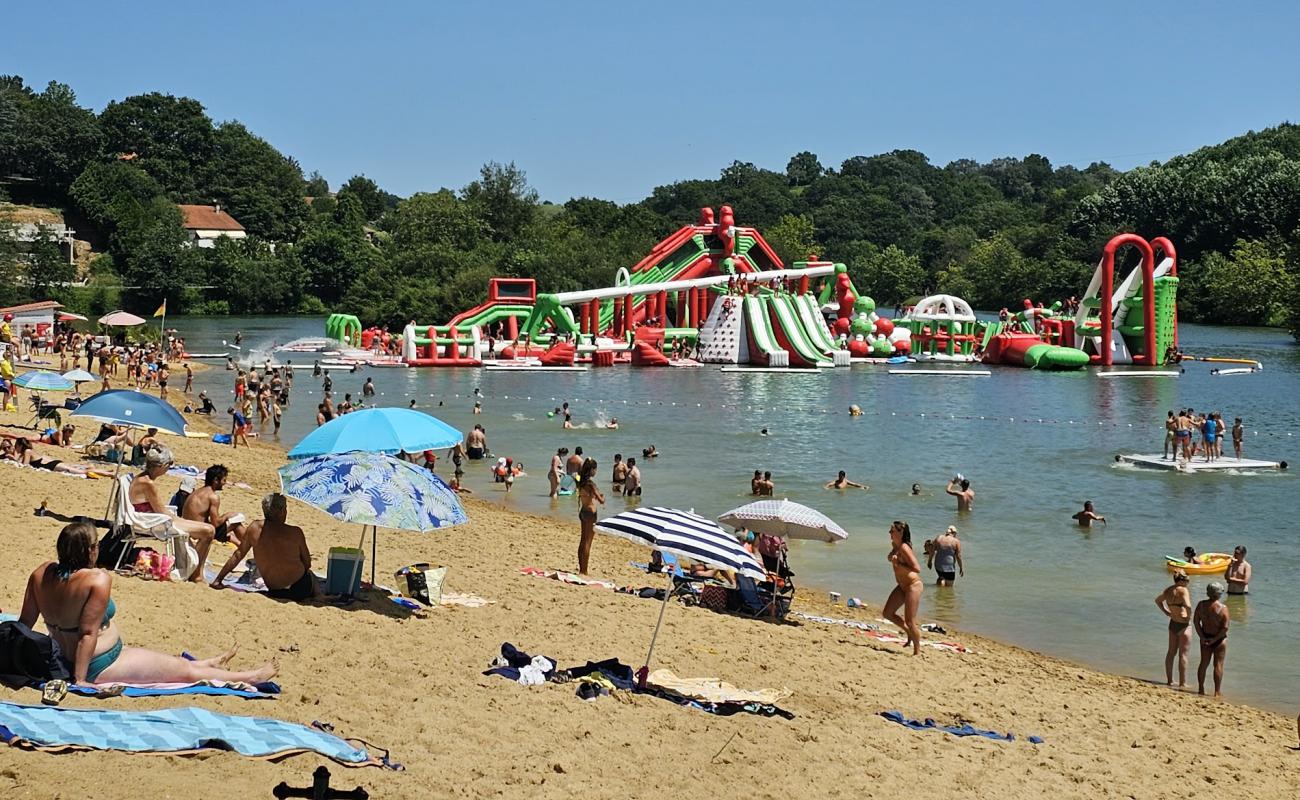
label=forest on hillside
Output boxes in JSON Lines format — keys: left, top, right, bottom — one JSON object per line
{"left": 1, "top": 76, "right": 1298, "bottom": 339}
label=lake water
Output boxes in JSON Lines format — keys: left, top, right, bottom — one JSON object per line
{"left": 178, "top": 315, "right": 1298, "bottom": 712}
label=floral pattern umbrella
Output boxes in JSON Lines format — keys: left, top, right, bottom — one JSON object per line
{"left": 278, "top": 452, "right": 468, "bottom": 588}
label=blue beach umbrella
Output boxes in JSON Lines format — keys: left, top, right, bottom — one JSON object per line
{"left": 287, "top": 407, "right": 462, "bottom": 459}
{"left": 278, "top": 452, "right": 468, "bottom": 588}
{"left": 71, "top": 389, "right": 187, "bottom": 435}
{"left": 13, "top": 371, "right": 75, "bottom": 391}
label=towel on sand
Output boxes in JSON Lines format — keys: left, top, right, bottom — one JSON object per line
{"left": 0, "top": 702, "right": 397, "bottom": 767}
{"left": 880, "top": 710, "right": 1043, "bottom": 744}
{"left": 520, "top": 567, "right": 617, "bottom": 589}
{"left": 62, "top": 680, "right": 279, "bottom": 699}
{"left": 647, "top": 669, "right": 792, "bottom": 706}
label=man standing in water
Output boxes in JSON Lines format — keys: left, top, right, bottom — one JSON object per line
{"left": 1071, "top": 501, "right": 1106, "bottom": 527}
{"left": 565, "top": 446, "right": 584, "bottom": 476}
{"left": 623, "top": 457, "right": 642, "bottom": 497}
{"left": 945, "top": 476, "right": 974, "bottom": 512}
{"left": 1193, "top": 582, "right": 1229, "bottom": 697}
{"left": 928, "top": 525, "right": 963, "bottom": 586}
{"left": 1225, "top": 546, "right": 1251, "bottom": 595}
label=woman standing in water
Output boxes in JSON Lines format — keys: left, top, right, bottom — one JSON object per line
{"left": 576, "top": 458, "right": 605, "bottom": 575}
{"left": 1155, "top": 569, "right": 1193, "bottom": 687}
{"left": 883, "top": 520, "right": 923, "bottom": 655}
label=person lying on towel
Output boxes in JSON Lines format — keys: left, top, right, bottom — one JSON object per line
{"left": 20, "top": 521, "right": 278, "bottom": 685}
{"left": 210, "top": 492, "right": 318, "bottom": 601}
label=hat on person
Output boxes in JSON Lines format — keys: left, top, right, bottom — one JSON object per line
{"left": 945, "top": 525, "right": 958, "bottom": 534}
{"left": 145, "top": 447, "right": 173, "bottom": 467}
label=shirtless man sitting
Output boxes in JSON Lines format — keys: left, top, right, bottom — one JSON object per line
{"left": 945, "top": 476, "right": 974, "bottom": 512}
{"left": 182, "top": 464, "right": 247, "bottom": 546}
{"left": 209, "top": 493, "right": 317, "bottom": 600}
{"left": 1193, "top": 582, "right": 1230, "bottom": 697}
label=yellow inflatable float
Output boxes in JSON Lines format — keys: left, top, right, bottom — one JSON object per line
{"left": 1165, "top": 553, "right": 1231, "bottom": 575}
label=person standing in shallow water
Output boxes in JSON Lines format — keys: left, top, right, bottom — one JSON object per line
{"left": 883, "top": 521, "right": 923, "bottom": 655}
{"left": 1155, "top": 570, "right": 1193, "bottom": 688}
{"left": 576, "top": 458, "right": 604, "bottom": 575}
{"left": 1193, "top": 582, "right": 1229, "bottom": 697}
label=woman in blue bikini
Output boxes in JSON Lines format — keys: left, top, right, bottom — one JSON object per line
{"left": 20, "top": 522, "right": 277, "bottom": 685}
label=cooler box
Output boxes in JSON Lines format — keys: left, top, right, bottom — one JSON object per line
{"left": 326, "top": 547, "right": 364, "bottom": 595}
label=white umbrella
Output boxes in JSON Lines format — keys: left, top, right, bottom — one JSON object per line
{"left": 717, "top": 498, "right": 848, "bottom": 542}
{"left": 98, "top": 310, "right": 146, "bottom": 327}
{"left": 597, "top": 507, "right": 765, "bottom": 682}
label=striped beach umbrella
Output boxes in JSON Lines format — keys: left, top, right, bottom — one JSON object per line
{"left": 718, "top": 498, "right": 848, "bottom": 542}
{"left": 597, "top": 506, "right": 766, "bottom": 681}
{"left": 597, "top": 506, "right": 766, "bottom": 579}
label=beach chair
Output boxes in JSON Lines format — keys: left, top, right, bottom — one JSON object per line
{"left": 106, "top": 475, "right": 198, "bottom": 577}
{"left": 648, "top": 552, "right": 709, "bottom": 604}
{"left": 729, "top": 575, "right": 793, "bottom": 621}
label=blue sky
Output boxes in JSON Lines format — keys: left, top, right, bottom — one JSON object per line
{"left": 5, "top": 1, "right": 1298, "bottom": 202}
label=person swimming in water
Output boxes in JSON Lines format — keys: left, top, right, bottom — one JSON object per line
{"left": 1072, "top": 501, "right": 1106, "bottom": 528}
{"left": 945, "top": 476, "right": 974, "bottom": 512}
{"left": 825, "top": 470, "right": 868, "bottom": 490}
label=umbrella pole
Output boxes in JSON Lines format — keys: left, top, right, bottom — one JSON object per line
{"left": 640, "top": 572, "right": 673, "bottom": 687}
{"left": 102, "top": 455, "right": 124, "bottom": 524}
{"left": 371, "top": 524, "right": 378, "bottom": 586}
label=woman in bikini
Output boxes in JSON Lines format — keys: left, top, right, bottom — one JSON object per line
{"left": 20, "top": 522, "right": 277, "bottom": 686}
{"left": 1155, "top": 569, "right": 1193, "bottom": 687}
{"left": 883, "top": 520, "right": 923, "bottom": 655}
{"left": 576, "top": 458, "right": 605, "bottom": 575}
{"left": 128, "top": 447, "right": 216, "bottom": 582}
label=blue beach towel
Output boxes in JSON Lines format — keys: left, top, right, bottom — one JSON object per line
{"left": 0, "top": 702, "right": 397, "bottom": 767}
{"left": 880, "top": 710, "right": 1043, "bottom": 744}
{"left": 61, "top": 681, "right": 279, "bottom": 700}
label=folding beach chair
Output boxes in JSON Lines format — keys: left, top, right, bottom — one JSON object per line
{"left": 648, "top": 551, "right": 710, "bottom": 604}
{"left": 105, "top": 475, "right": 197, "bottom": 577}
{"left": 730, "top": 574, "right": 793, "bottom": 621}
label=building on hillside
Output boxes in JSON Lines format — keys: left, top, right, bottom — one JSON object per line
{"left": 2, "top": 222, "right": 77, "bottom": 264}
{"left": 178, "top": 204, "right": 247, "bottom": 248}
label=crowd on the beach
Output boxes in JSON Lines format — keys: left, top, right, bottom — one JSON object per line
{"left": 1163, "top": 408, "right": 1243, "bottom": 463}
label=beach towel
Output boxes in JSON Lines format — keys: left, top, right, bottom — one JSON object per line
{"left": 792, "top": 611, "right": 879, "bottom": 632}
{"left": 60, "top": 680, "right": 279, "bottom": 700}
{"left": 0, "top": 702, "right": 399, "bottom": 768}
{"left": 646, "top": 669, "right": 792, "bottom": 706}
{"left": 862, "top": 628, "right": 971, "bottom": 654}
{"left": 520, "top": 567, "right": 617, "bottom": 590}
{"left": 880, "top": 710, "right": 1043, "bottom": 744}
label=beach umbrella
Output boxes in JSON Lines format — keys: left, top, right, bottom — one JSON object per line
{"left": 72, "top": 389, "right": 190, "bottom": 519}
{"left": 278, "top": 452, "right": 468, "bottom": 589}
{"left": 12, "top": 371, "right": 75, "bottom": 392}
{"left": 62, "top": 368, "right": 98, "bottom": 386}
{"left": 98, "top": 310, "right": 146, "bottom": 327}
{"left": 70, "top": 389, "right": 187, "bottom": 434}
{"left": 597, "top": 506, "right": 766, "bottom": 681}
{"left": 57, "top": 312, "right": 88, "bottom": 322}
{"left": 717, "top": 498, "right": 848, "bottom": 543}
{"left": 287, "top": 407, "right": 462, "bottom": 460}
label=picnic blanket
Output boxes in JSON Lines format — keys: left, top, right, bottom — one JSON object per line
{"left": 62, "top": 680, "right": 279, "bottom": 700}
{"left": 647, "top": 669, "right": 792, "bottom": 706}
{"left": 880, "top": 710, "right": 1042, "bottom": 744}
{"left": 0, "top": 702, "right": 399, "bottom": 767}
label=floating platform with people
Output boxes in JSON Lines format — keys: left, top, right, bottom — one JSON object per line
{"left": 1116, "top": 453, "right": 1288, "bottom": 472}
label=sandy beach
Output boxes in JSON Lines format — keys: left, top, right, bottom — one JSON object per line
{"left": 0, "top": 389, "right": 1297, "bottom": 800}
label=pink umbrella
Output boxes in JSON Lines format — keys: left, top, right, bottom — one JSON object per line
{"left": 97, "top": 310, "right": 146, "bottom": 327}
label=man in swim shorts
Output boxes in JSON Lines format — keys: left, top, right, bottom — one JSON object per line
{"left": 183, "top": 464, "right": 246, "bottom": 546}
{"left": 1071, "top": 500, "right": 1106, "bottom": 528}
{"left": 928, "top": 525, "right": 963, "bottom": 586}
{"left": 1225, "top": 546, "right": 1251, "bottom": 595}
{"left": 624, "top": 457, "right": 642, "bottom": 497}
{"left": 1163, "top": 410, "right": 1176, "bottom": 460}
{"left": 465, "top": 425, "right": 487, "bottom": 460}
{"left": 1193, "top": 582, "right": 1229, "bottom": 697}
{"left": 210, "top": 493, "right": 317, "bottom": 600}
{"left": 611, "top": 454, "right": 626, "bottom": 495}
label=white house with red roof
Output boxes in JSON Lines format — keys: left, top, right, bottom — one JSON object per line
{"left": 177, "top": 204, "right": 247, "bottom": 248}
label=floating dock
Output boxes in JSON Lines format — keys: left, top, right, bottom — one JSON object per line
{"left": 483, "top": 363, "right": 589, "bottom": 372}
{"left": 888, "top": 369, "right": 991, "bottom": 377}
{"left": 1116, "top": 454, "right": 1288, "bottom": 472}
{"left": 1096, "top": 371, "right": 1181, "bottom": 378}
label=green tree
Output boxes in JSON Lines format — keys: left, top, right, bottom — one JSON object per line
{"left": 859, "top": 245, "right": 926, "bottom": 303}
{"left": 338, "top": 175, "right": 398, "bottom": 222}
{"left": 98, "top": 92, "right": 214, "bottom": 198}
{"left": 304, "top": 171, "right": 330, "bottom": 197}
{"left": 1184, "top": 240, "right": 1292, "bottom": 326}
{"left": 462, "top": 161, "right": 537, "bottom": 242}
{"left": 202, "top": 121, "right": 309, "bottom": 241}
{"left": 785, "top": 151, "right": 823, "bottom": 186}
{"left": 26, "top": 224, "right": 76, "bottom": 300}
{"left": 765, "top": 213, "right": 819, "bottom": 264}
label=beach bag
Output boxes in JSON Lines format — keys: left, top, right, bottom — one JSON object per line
{"left": 699, "top": 585, "right": 729, "bottom": 612}
{"left": 133, "top": 549, "right": 175, "bottom": 581}
{"left": 169, "top": 537, "right": 200, "bottom": 581}
{"left": 395, "top": 563, "right": 448, "bottom": 606}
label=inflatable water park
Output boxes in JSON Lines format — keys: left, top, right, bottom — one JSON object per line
{"left": 278, "top": 206, "right": 1259, "bottom": 376}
